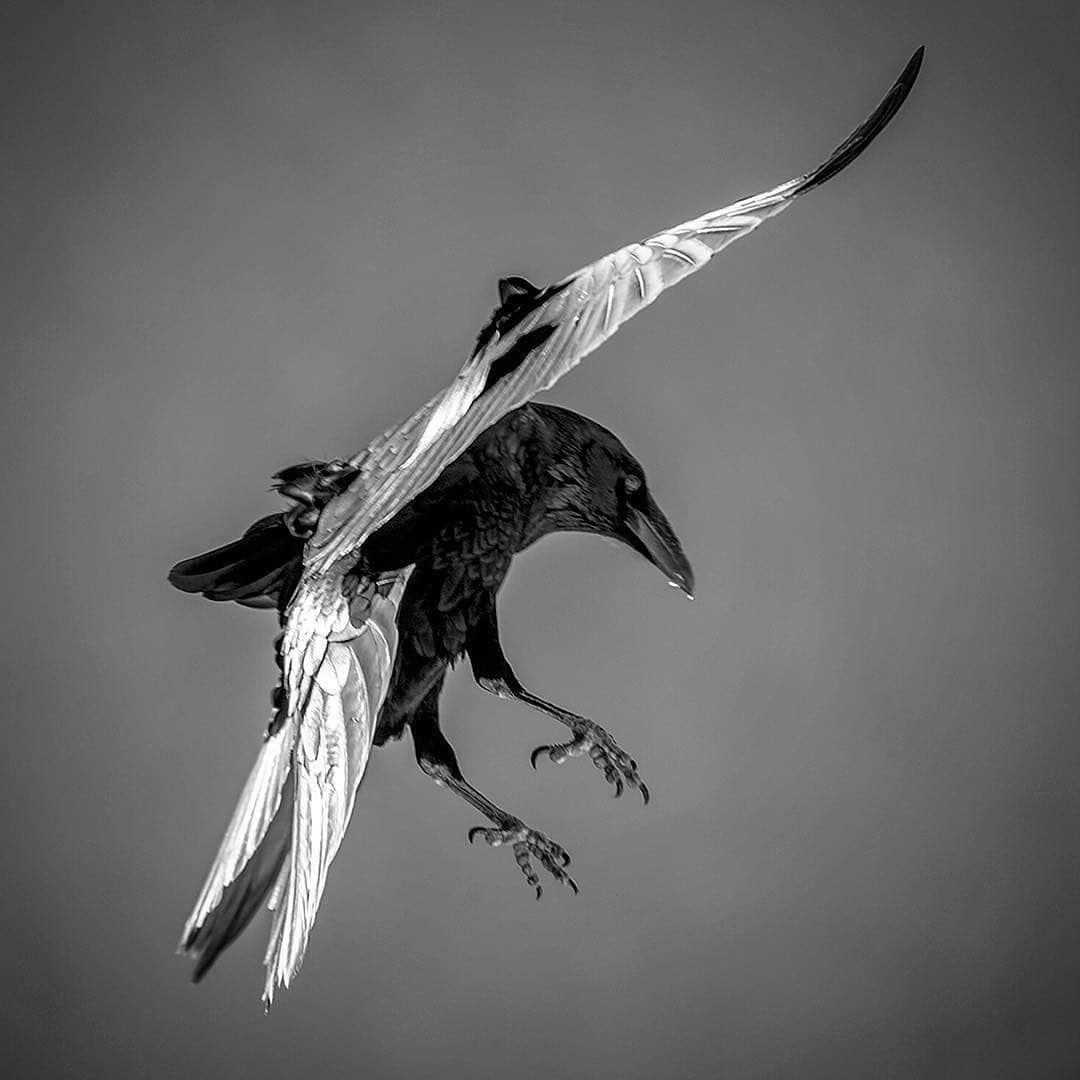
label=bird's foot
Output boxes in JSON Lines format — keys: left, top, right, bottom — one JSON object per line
{"left": 530, "top": 718, "right": 650, "bottom": 804}
{"left": 468, "top": 817, "right": 578, "bottom": 899}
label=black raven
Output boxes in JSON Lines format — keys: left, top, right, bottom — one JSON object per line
{"left": 172, "top": 50, "right": 923, "bottom": 1002}
{"left": 171, "top": 402, "right": 691, "bottom": 978}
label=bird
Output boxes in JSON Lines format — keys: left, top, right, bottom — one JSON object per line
{"left": 171, "top": 402, "right": 692, "bottom": 985}
{"left": 171, "top": 49, "right": 924, "bottom": 1004}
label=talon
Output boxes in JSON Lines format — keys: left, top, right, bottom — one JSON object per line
{"left": 529, "top": 716, "right": 650, "bottom": 811}
{"left": 567, "top": 876, "right": 579, "bottom": 895}
{"left": 474, "top": 822, "right": 576, "bottom": 896}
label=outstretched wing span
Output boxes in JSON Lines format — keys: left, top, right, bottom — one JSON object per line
{"left": 308, "top": 47, "right": 923, "bottom": 576}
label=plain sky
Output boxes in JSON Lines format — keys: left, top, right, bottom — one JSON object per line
{"left": 4, "top": 2, "right": 1079, "bottom": 1077}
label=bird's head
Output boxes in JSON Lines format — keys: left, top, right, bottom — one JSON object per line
{"left": 538, "top": 406, "right": 694, "bottom": 598}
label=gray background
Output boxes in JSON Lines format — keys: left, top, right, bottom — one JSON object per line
{"left": 4, "top": 2, "right": 1079, "bottom": 1077}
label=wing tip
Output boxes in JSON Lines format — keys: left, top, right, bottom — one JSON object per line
{"left": 792, "top": 45, "right": 925, "bottom": 198}
{"left": 176, "top": 924, "right": 213, "bottom": 983}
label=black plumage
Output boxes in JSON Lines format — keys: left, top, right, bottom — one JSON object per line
{"left": 363, "top": 404, "right": 693, "bottom": 749}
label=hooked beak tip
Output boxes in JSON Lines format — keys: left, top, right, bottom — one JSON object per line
{"left": 668, "top": 576, "right": 694, "bottom": 600}
{"left": 623, "top": 499, "right": 694, "bottom": 603}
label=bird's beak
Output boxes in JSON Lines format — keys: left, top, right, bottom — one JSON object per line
{"left": 622, "top": 493, "right": 695, "bottom": 599}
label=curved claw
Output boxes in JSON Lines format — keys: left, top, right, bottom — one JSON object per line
{"left": 470, "top": 821, "right": 576, "bottom": 898}
{"left": 538, "top": 863, "right": 578, "bottom": 897}
{"left": 531, "top": 719, "right": 650, "bottom": 809}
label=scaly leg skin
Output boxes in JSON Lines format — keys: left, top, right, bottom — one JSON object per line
{"left": 410, "top": 690, "right": 578, "bottom": 898}
{"left": 466, "top": 602, "right": 649, "bottom": 803}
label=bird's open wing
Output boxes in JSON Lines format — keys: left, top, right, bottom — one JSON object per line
{"left": 261, "top": 572, "right": 403, "bottom": 1007}
{"left": 179, "top": 573, "right": 405, "bottom": 1003}
{"left": 306, "top": 47, "right": 923, "bottom": 578}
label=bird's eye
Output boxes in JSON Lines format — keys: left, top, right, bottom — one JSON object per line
{"left": 624, "top": 474, "right": 642, "bottom": 494}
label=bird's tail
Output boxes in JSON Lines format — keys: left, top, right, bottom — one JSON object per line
{"left": 178, "top": 573, "right": 406, "bottom": 1006}
{"left": 169, "top": 459, "right": 360, "bottom": 610}
{"left": 168, "top": 514, "right": 302, "bottom": 609}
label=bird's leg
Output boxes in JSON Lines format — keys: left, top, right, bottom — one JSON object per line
{"left": 467, "top": 602, "right": 650, "bottom": 803}
{"left": 374, "top": 651, "right": 447, "bottom": 746}
{"left": 409, "top": 682, "right": 577, "bottom": 899}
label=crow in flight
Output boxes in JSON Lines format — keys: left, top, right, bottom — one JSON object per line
{"left": 172, "top": 49, "right": 923, "bottom": 1003}
{"left": 171, "top": 402, "right": 692, "bottom": 981}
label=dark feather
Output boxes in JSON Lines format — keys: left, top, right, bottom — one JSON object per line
{"left": 169, "top": 518, "right": 302, "bottom": 604}
{"left": 793, "top": 46, "right": 924, "bottom": 197}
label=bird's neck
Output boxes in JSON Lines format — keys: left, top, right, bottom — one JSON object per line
{"left": 526, "top": 457, "right": 593, "bottom": 543}
{"left": 502, "top": 408, "right": 596, "bottom": 547}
